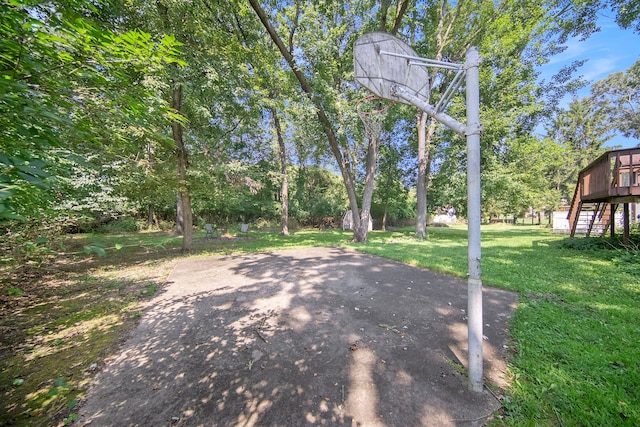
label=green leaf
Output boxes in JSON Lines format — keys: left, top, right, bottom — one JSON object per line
{"left": 16, "top": 172, "right": 43, "bottom": 184}
{"left": 0, "top": 211, "right": 25, "bottom": 221}
{"left": 0, "top": 153, "right": 12, "bottom": 166}
{"left": 16, "top": 163, "right": 49, "bottom": 178}
{"left": 84, "top": 245, "right": 107, "bottom": 257}
{"left": 12, "top": 379, "right": 24, "bottom": 386}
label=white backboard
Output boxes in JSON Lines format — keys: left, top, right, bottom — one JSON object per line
{"left": 354, "top": 32, "right": 431, "bottom": 105}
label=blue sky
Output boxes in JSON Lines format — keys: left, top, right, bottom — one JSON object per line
{"left": 537, "top": 14, "right": 640, "bottom": 148}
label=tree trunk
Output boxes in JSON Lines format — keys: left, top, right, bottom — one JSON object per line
{"left": 176, "top": 194, "right": 183, "bottom": 235}
{"left": 382, "top": 202, "right": 388, "bottom": 231}
{"left": 355, "top": 131, "right": 379, "bottom": 243}
{"left": 146, "top": 141, "right": 156, "bottom": 230}
{"left": 172, "top": 84, "right": 192, "bottom": 252}
{"left": 155, "top": 1, "right": 192, "bottom": 250}
{"left": 415, "top": 112, "right": 428, "bottom": 239}
{"left": 271, "top": 106, "right": 289, "bottom": 236}
{"left": 147, "top": 203, "right": 155, "bottom": 229}
{"left": 414, "top": 0, "right": 454, "bottom": 238}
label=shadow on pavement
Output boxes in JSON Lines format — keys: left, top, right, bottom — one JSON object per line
{"left": 79, "top": 247, "right": 517, "bottom": 426}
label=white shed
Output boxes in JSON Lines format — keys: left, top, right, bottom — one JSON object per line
{"left": 342, "top": 210, "right": 373, "bottom": 231}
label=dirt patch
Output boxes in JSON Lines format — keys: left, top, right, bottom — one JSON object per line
{"left": 78, "top": 247, "right": 517, "bottom": 426}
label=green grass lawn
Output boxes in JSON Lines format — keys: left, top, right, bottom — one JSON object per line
{"left": 361, "top": 225, "right": 640, "bottom": 425}
{"left": 1, "top": 225, "right": 638, "bottom": 425}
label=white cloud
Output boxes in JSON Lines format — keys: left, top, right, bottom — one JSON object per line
{"left": 545, "top": 38, "right": 590, "bottom": 66}
{"left": 580, "top": 56, "right": 620, "bottom": 82}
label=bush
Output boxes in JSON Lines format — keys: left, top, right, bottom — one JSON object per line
{"left": 0, "top": 217, "right": 63, "bottom": 266}
{"left": 96, "top": 217, "right": 139, "bottom": 233}
{"left": 612, "top": 249, "right": 640, "bottom": 274}
{"left": 156, "top": 220, "right": 175, "bottom": 232}
{"left": 554, "top": 233, "right": 640, "bottom": 251}
{"left": 553, "top": 236, "right": 615, "bottom": 251}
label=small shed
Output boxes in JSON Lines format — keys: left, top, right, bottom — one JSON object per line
{"left": 342, "top": 210, "right": 373, "bottom": 231}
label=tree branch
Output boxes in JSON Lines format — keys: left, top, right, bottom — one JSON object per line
{"left": 288, "top": 1, "right": 300, "bottom": 53}
{"left": 391, "top": 0, "right": 411, "bottom": 35}
{"left": 379, "top": 0, "right": 391, "bottom": 31}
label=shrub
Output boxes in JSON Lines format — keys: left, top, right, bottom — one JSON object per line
{"left": 157, "top": 220, "right": 175, "bottom": 232}
{"left": 97, "top": 217, "right": 139, "bottom": 233}
{"left": 554, "top": 233, "right": 640, "bottom": 251}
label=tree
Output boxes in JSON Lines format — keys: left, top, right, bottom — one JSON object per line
{"left": 544, "top": 96, "right": 612, "bottom": 199}
{"left": 554, "top": 0, "right": 640, "bottom": 36}
{"left": 129, "top": 0, "right": 265, "bottom": 251}
{"left": 270, "top": 104, "right": 290, "bottom": 235}
{"left": 0, "top": 0, "right": 181, "bottom": 227}
{"left": 405, "top": 0, "right": 463, "bottom": 238}
{"left": 419, "top": 0, "right": 634, "bottom": 219}
{"left": 248, "top": 0, "right": 412, "bottom": 243}
{"left": 8, "top": 0, "right": 631, "bottom": 245}
{"left": 374, "top": 134, "right": 412, "bottom": 230}
{"left": 355, "top": 1, "right": 410, "bottom": 240}
{"left": 414, "top": 112, "right": 429, "bottom": 237}
{"left": 247, "top": 0, "right": 363, "bottom": 240}
{"left": 404, "top": 1, "right": 548, "bottom": 220}
{"left": 592, "top": 59, "right": 640, "bottom": 142}
{"left": 611, "top": 0, "right": 640, "bottom": 32}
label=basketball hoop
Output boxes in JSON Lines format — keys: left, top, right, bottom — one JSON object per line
{"left": 354, "top": 32, "right": 432, "bottom": 105}
{"left": 356, "top": 94, "right": 392, "bottom": 138}
{"left": 354, "top": 31, "right": 485, "bottom": 393}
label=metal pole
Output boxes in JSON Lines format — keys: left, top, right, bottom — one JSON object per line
{"left": 465, "top": 46, "right": 483, "bottom": 393}
{"left": 392, "top": 86, "right": 466, "bottom": 136}
{"left": 379, "top": 50, "right": 463, "bottom": 70}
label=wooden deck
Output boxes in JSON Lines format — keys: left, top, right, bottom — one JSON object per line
{"left": 568, "top": 147, "right": 640, "bottom": 239}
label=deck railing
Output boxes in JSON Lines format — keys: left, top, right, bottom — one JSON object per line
{"left": 579, "top": 148, "right": 640, "bottom": 202}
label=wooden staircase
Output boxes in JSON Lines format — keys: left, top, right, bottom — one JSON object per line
{"left": 567, "top": 159, "right": 619, "bottom": 237}
{"left": 566, "top": 148, "right": 640, "bottom": 240}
